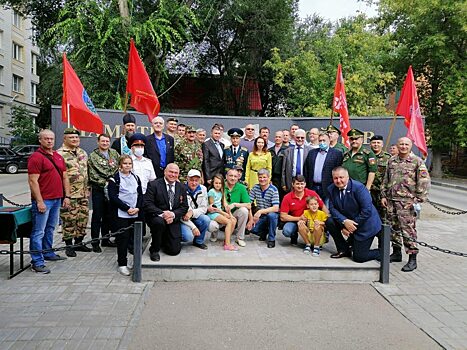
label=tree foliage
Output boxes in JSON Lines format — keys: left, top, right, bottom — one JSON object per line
{"left": 374, "top": 0, "right": 467, "bottom": 148}
{"left": 7, "top": 105, "right": 38, "bottom": 145}
{"left": 264, "top": 15, "right": 395, "bottom": 117}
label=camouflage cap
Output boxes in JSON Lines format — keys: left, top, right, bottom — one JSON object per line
{"left": 63, "top": 128, "right": 80, "bottom": 135}
{"left": 185, "top": 125, "right": 196, "bottom": 133}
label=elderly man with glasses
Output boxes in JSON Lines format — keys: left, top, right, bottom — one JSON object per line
{"left": 281, "top": 129, "right": 311, "bottom": 193}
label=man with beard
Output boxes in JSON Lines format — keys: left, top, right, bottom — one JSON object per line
{"left": 111, "top": 113, "right": 136, "bottom": 155}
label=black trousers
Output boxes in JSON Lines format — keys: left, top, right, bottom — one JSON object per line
{"left": 148, "top": 216, "right": 181, "bottom": 256}
{"left": 326, "top": 218, "right": 380, "bottom": 263}
{"left": 91, "top": 187, "right": 112, "bottom": 245}
{"left": 112, "top": 217, "right": 136, "bottom": 267}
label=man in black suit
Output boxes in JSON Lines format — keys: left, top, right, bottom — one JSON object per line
{"left": 144, "top": 116, "right": 175, "bottom": 179}
{"left": 269, "top": 130, "right": 287, "bottom": 201}
{"left": 202, "top": 124, "right": 225, "bottom": 185}
{"left": 303, "top": 132, "right": 343, "bottom": 203}
{"left": 144, "top": 163, "right": 189, "bottom": 262}
{"left": 281, "top": 129, "right": 311, "bottom": 193}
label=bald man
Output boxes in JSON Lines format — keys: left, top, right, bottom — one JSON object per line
{"left": 144, "top": 116, "right": 175, "bottom": 179}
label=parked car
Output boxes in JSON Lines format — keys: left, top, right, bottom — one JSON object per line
{"left": 0, "top": 146, "right": 28, "bottom": 174}
{"left": 11, "top": 144, "right": 39, "bottom": 156}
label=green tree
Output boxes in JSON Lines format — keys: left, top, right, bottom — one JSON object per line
{"left": 374, "top": 0, "right": 467, "bottom": 176}
{"left": 264, "top": 15, "right": 395, "bottom": 117}
{"left": 7, "top": 105, "right": 38, "bottom": 145}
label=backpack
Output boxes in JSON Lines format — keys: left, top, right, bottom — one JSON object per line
{"left": 104, "top": 171, "right": 141, "bottom": 201}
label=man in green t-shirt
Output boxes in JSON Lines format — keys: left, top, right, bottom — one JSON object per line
{"left": 224, "top": 168, "right": 254, "bottom": 247}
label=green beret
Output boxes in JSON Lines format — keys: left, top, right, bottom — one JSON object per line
{"left": 64, "top": 128, "right": 79, "bottom": 135}
{"left": 347, "top": 128, "right": 364, "bottom": 138}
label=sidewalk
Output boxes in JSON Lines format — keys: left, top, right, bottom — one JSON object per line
{"left": 1, "top": 193, "right": 467, "bottom": 349}
{"left": 431, "top": 176, "right": 467, "bottom": 191}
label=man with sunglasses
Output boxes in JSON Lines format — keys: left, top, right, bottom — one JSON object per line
{"left": 342, "top": 128, "right": 377, "bottom": 191}
{"left": 239, "top": 124, "right": 256, "bottom": 152}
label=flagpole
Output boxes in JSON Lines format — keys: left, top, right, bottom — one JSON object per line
{"left": 123, "top": 91, "right": 129, "bottom": 112}
{"left": 385, "top": 114, "right": 397, "bottom": 152}
{"left": 67, "top": 103, "right": 70, "bottom": 128}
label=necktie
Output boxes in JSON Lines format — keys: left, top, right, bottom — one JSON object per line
{"left": 296, "top": 146, "right": 302, "bottom": 175}
{"left": 233, "top": 147, "right": 237, "bottom": 157}
{"left": 215, "top": 142, "right": 223, "bottom": 158}
{"left": 168, "top": 184, "right": 175, "bottom": 209}
{"left": 340, "top": 189, "right": 345, "bottom": 203}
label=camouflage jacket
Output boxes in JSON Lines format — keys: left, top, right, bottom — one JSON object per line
{"left": 57, "top": 146, "right": 88, "bottom": 198}
{"left": 371, "top": 151, "right": 391, "bottom": 192}
{"left": 87, "top": 148, "right": 120, "bottom": 188}
{"left": 382, "top": 153, "right": 430, "bottom": 203}
{"left": 175, "top": 139, "right": 203, "bottom": 183}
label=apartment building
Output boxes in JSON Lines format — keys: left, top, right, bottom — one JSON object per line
{"left": 0, "top": 7, "right": 40, "bottom": 144}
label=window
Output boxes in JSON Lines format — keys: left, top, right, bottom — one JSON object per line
{"left": 12, "top": 74, "right": 23, "bottom": 93}
{"left": 0, "top": 66, "right": 3, "bottom": 85}
{"left": 31, "top": 53, "right": 37, "bottom": 74}
{"left": 12, "top": 11, "right": 22, "bottom": 29}
{"left": 12, "top": 42, "right": 23, "bottom": 61}
{"left": 0, "top": 106, "right": 4, "bottom": 128}
{"left": 31, "top": 83, "right": 37, "bottom": 104}
{"left": 31, "top": 25, "right": 37, "bottom": 45}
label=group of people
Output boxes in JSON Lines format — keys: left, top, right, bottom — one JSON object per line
{"left": 27, "top": 113, "right": 430, "bottom": 276}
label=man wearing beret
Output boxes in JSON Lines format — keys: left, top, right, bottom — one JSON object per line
{"left": 369, "top": 135, "right": 391, "bottom": 218}
{"left": 58, "top": 128, "right": 92, "bottom": 257}
{"left": 175, "top": 125, "right": 203, "bottom": 183}
{"left": 342, "top": 128, "right": 377, "bottom": 190}
{"left": 324, "top": 125, "right": 348, "bottom": 154}
{"left": 112, "top": 113, "right": 137, "bottom": 155}
{"left": 224, "top": 128, "right": 249, "bottom": 181}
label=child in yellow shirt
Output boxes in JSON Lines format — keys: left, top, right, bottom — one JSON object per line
{"left": 298, "top": 196, "right": 328, "bottom": 256}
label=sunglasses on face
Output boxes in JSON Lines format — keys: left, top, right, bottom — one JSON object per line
{"left": 246, "top": 128, "right": 254, "bottom": 131}
{"left": 295, "top": 137, "right": 305, "bottom": 140}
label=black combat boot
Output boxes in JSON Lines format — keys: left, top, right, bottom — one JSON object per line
{"left": 74, "top": 236, "right": 92, "bottom": 252}
{"left": 65, "top": 239, "right": 77, "bottom": 257}
{"left": 390, "top": 245, "right": 402, "bottom": 263}
{"left": 401, "top": 254, "right": 417, "bottom": 272}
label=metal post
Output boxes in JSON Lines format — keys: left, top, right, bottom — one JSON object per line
{"left": 132, "top": 221, "right": 143, "bottom": 283}
{"left": 379, "top": 224, "right": 391, "bottom": 284}
{"left": 0, "top": 193, "right": 4, "bottom": 207}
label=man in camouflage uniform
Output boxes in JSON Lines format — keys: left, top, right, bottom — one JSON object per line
{"left": 224, "top": 128, "right": 249, "bottom": 181}
{"left": 324, "top": 125, "right": 348, "bottom": 153}
{"left": 57, "top": 128, "right": 91, "bottom": 257}
{"left": 342, "top": 128, "right": 377, "bottom": 190}
{"left": 369, "top": 135, "right": 391, "bottom": 219}
{"left": 175, "top": 125, "right": 203, "bottom": 183}
{"left": 381, "top": 137, "right": 430, "bottom": 272}
{"left": 88, "top": 133, "right": 120, "bottom": 252}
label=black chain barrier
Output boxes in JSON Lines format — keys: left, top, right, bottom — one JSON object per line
{"left": 384, "top": 220, "right": 467, "bottom": 257}
{"left": 1, "top": 194, "right": 31, "bottom": 208}
{"left": 0, "top": 225, "right": 133, "bottom": 255}
{"left": 427, "top": 199, "right": 467, "bottom": 215}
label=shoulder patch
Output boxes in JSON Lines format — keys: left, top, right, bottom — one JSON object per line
{"left": 369, "top": 158, "right": 376, "bottom": 165}
{"left": 362, "top": 148, "right": 370, "bottom": 155}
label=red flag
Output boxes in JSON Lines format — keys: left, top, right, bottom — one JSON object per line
{"left": 126, "top": 39, "right": 160, "bottom": 122}
{"left": 62, "top": 54, "right": 103, "bottom": 133}
{"left": 333, "top": 64, "right": 351, "bottom": 147}
{"left": 395, "top": 66, "right": 428, "bottom": 157}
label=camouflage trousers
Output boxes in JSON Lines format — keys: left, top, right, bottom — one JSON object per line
{"left": 371, "top": 190, "right": 387, "bottom": 224}
{"left": 387, "top": 199, "right": 418, "bottom": 254}
{"left": 60, "top": 197, "right": 89, "bottom": 241}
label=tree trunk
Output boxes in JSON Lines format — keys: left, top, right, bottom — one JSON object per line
{"left": 431, "top": 150, "right": 443, "bottom": 178}
{"left": 118, "top": 0, "right": 130, "bottom": 18}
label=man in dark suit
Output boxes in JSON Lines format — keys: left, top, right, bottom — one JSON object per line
{"left": 303, "top": 132, "right": 343, "bottom": 203}
{"left": 281, "top": 129, "right": 311, "bottom": 193}
{"left": 145, "top": 116, "right": 175, "bottom": 179}
{"left": 202, "top": 124, "right": 225, "bottom": 185}
{"left": 144, "top": 163, "right": 189, "bottom": 262}
{"left": 326, "top": 166, "right": 381, "bottom": 262}
{"left": 269, "top": 130, "right": 287, "bottom": 201}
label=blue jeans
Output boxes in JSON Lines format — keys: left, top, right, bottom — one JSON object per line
{"left": 282, "top": 222, "right": 298, "bottom": 240}
{"left": 30, "top": 199, "right": 61, "bottom": 267}
{"left": 181, "top": 214, "right": 210, "bottom": 244}
{"left": 251, "top": 212, "right": 278, "bottom": 241}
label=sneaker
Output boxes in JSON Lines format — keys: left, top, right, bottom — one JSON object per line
{"left": 236, "top": 239, "right": 246, "bottom": 247}
{"left": 210, "top": 231, "right": 218, "bottom": 242}
{"left": 118, "top": 266, "right": 131, "bottom": 276}
{"left": 312, "top": 247, "right": 320, "bottom": 257}
{"left": 32, "top": 265, "right": 50, "bottom": 274}
{"left": 303, "top": 245, "right": 311, "bottom": 255}
{"left": 127, "top": 255, "right": 134, "bottom": 270}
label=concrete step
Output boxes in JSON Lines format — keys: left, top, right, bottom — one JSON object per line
{"left": 141, "top": 235, "right": 380, "bottom": 282}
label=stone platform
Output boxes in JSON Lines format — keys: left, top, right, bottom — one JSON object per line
{"left": 141, "top": 232, "right": 380, "bottom": 282}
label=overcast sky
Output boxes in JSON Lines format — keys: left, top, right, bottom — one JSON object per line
{"left": 298, "top": 0, "right": 377, "bottom": 21}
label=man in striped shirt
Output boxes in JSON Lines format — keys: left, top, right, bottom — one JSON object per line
{"left": 249, "top": 169, "right": 280, "bottom": 248}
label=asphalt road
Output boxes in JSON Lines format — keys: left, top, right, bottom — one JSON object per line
{"left": 129, "top": 282, "right": 441, "bottom": 350}
{"left": 0, "top": 173, "right": 29, "bottom": 199}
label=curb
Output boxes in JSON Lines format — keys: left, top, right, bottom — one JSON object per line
{"left": 431, "top": 181, "right": 467, "bottom": 192}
